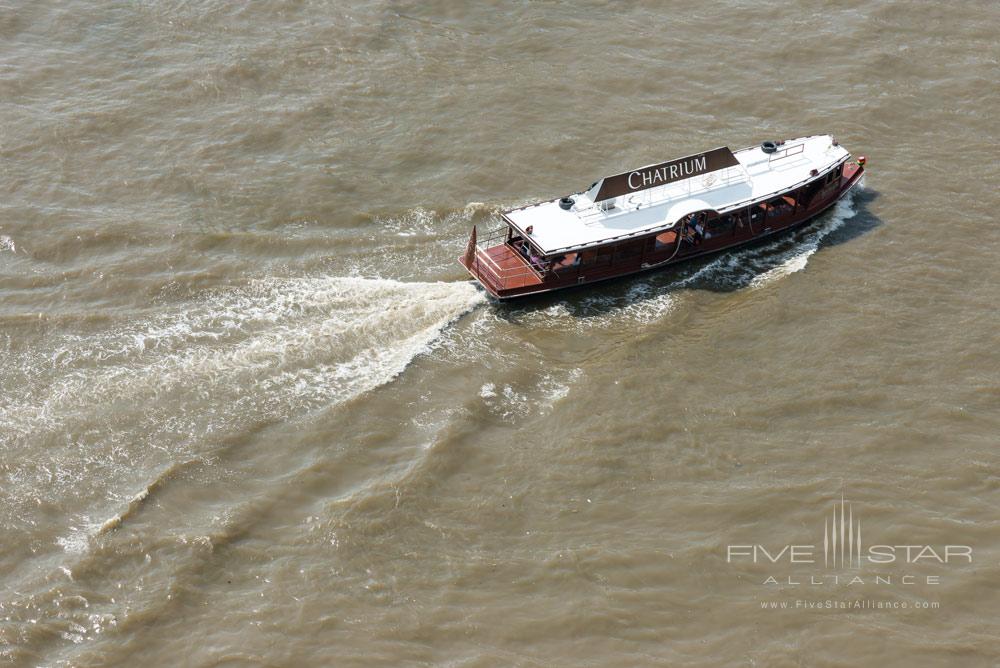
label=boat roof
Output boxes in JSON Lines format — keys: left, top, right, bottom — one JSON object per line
{"left": 503, "top": 134, "right": 851, "bottom": 255}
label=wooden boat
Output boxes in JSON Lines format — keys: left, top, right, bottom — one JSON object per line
{"left": 459, "top": 135, "right": 865, "bottom": 300}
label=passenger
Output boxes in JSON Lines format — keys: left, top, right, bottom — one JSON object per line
{"left": 682, "top": 223, "right": 696, "bottom": 244}
{"left": 686, "top": 213, "right": 704, "bottom": 244}
{"left": 550, "top": 253, "right": 580, "bottom": 272}
{"left": 698, "top": 215, "right": 715, "bottom": 239}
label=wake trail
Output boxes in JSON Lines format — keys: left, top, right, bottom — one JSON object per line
{"left": 0, "top": 276, "right": 485, "bottom": 555}
{"left": 2, "top": 276, "right": 484, "bottom": 441}
{"left": 679, "top": 190, "right": 860, "bottom": 291}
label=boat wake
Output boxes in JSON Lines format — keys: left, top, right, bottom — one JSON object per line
{"left": 679, "top": 190, "right": 860, "bottom": 291}
{"left": 0, "top": 276, "right": 485, "bottom": 553}
{"left": 748, "top": 193, "right": 859, "bottom": 289}
{"left": 3, "top": 276, "right": 484, "bottom": 441}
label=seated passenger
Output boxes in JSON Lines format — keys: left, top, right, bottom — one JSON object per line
{"left": 549, "top": 253, "right": 580, "bottom": 272}
{"left": 682, "top": 224, "right": 697, "bottom": 243}
{"left": 687, "top": 213, "right": 704, "bottom": 243}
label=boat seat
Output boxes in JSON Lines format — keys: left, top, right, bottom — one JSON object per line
{"left": 655, "top": 231, "right": 678, "bottom": 248}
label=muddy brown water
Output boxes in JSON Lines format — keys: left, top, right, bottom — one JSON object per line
{"left": 1, "top": 1, "right": 998, "bottom": 665}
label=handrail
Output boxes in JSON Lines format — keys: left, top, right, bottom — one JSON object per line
{"left": 473, "top": 243, "right": 506, "bottom": 274}
{"left": 604, "top": 164, "right": 748, "bottom": 217}
{"left": 532, "top": 156, "right": 848, "bottom": 256}
{"left": 502, "top": 135, "right": 834, "bottom": 219}
{"left": 472, "top": 245, "right": 546, "bottom": 290}
{"left": 470, "top": 222, "right": 550, "bottom": 287}
{"left": 768, "top": 142, "right": 805, "bottom": 163}
{"left": 472, "top": 251, "right": 506, "bottom": 289}
{"left": 723, "top": 156, "right": 848, "bottom": 211}
{"left": 470, "top": 153, "right": 853, "bottom": 278}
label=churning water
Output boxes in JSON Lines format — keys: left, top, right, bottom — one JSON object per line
{"left": 1, "top": 1, "right": 998, "bottom": 665}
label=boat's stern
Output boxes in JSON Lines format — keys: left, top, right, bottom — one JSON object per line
{"left": 459, "top": 224, "right": 547, "bottom": 299}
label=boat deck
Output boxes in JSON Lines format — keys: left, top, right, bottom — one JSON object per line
{"left": 470, "top": 244, "right": 544, "bottom": 292}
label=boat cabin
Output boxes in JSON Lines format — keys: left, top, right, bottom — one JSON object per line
{"left": 460, "top": 134, "right": 865, "bottom": 299}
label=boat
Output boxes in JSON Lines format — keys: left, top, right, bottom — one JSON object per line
{"left": 459, "top": 134, "right": 865, "bottom": 300}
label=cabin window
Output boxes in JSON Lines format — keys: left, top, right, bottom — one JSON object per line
{"left": 580, "top": 248, "right": 612, "bottom": 267}
{"left": 614, "top": 240, "right": 643, "bottom": 261}
{"left": 801, "top": 180, "right": 823, "bottom": 204}
{"left": 766, "top": 198, "right": 783, "bottom": 217}
{"left": 706, "top": 216, "right": 734, "bottom": 236}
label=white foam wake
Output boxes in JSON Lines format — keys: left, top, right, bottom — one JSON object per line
{"left": 0, "top": 276, "right": 484, "bottom": 566}
{"left": 1, "top": 276, "right": 485, "bottom": 442}
{"left": 748, "top": 194, "right": 858, "bottom": 289}
{"left": 673, "top": 188, "right": 861, "bottom": 292}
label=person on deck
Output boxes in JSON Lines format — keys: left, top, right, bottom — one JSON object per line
{"left": 685, "top": 213, "right": 703, "bottom": 244}
{"left": 529, "top": 252, "right": 545, "bottom": 271}
{"left": 693, "top": 215, "right": 706, "bottom": 239}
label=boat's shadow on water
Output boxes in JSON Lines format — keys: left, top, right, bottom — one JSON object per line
{"left": 490, "top": 188, "right": 883, "bottom": 321}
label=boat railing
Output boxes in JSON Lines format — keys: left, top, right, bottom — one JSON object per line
{"left": 768, "top": 141, "right": 806, "bottom": 163}
{"left": 464, "top": 224, "right": 546, "bottom": 290}
{"left": 575, "top": 164, "right": 750, "bottom": 220}
{"left": 725, "top": 155, "right": 850, "bottom": 212}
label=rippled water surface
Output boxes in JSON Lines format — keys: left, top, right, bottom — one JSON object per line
{"left": 1, "top": 1, "right": 999, "bottom": 665}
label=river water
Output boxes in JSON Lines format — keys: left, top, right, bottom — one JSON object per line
{"left": 1, "top": 1, "right": 998, "bottom": 665}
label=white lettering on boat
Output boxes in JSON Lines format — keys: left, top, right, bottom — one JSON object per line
{"left": 625, "top": 157, "right": 711, "bottom": 196}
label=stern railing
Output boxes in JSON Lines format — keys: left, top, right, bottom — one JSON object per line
{"left": 464, "top": 223, "right": 547, "bottom": 291}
